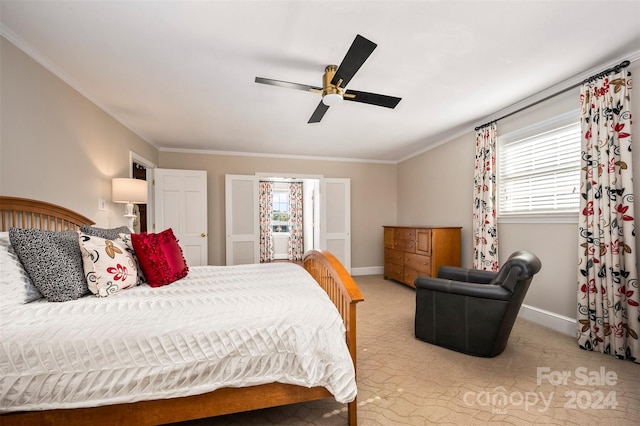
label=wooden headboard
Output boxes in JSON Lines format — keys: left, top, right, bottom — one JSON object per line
{"left": 0, "top": 196, "right": 94, "bottom": 232}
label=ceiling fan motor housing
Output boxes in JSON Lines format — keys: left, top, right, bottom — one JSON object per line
{"left": 322, "top": 65, "right": 344, "bottom": 106}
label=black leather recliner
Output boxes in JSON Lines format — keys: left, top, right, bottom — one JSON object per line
{"left": 414, "top": 251, "right": 542, "bottom": 357}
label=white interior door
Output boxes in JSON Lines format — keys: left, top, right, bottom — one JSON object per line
{"left": 154, "top": 168, "right": 208, "bottom": 266}
{"left": 320, "top": 178, "right": 351, "bottom": 272}
{"left": 225, "top": 174, "right": 259, "bottom": 265}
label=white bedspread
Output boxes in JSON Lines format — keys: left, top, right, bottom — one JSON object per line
{"left": 0, "top": 263, "right": 356, "bottom": 412}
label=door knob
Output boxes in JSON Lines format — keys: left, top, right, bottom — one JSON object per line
{"left": 201, "top": 233, "right": 207, "bottom": 237}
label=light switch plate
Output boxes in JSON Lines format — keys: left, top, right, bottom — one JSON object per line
{"left": 98, "top": 199, "right": 107, "bottom": 211}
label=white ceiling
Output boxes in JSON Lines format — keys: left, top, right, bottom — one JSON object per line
{"left": 1, "top": 1, "right": 639, "bottom": 163}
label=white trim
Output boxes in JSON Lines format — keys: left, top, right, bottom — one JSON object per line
{"left": 129, "top": 151, "right": 156, "bottom": 174}
{"left": 159, "top": 147, "right": 396, "bottom": 165}
{"left": 255, "top": 172, "right": 324, "bottom": 180}
{"left": 518, "top": 304, "right": 577, "bottom": 337}
{"left": 354, "top": 270, "right": 577, "bottom": 336}
{"left": 498, "top": 214, "right": 579, "bottom": 224}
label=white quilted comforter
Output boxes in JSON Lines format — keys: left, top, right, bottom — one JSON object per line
{"left": 0, "top": 263, "right": 356, "bottom": 412}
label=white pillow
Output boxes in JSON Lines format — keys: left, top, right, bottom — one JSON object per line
{"left": 78, "top": 232, "right": 139, "bottom": 297}
{"left": 0, "top": 232, "right": 43, "bottom": 306}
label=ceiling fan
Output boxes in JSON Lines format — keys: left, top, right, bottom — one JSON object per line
{"left": 255, "top": 34, "right": 402, "bottom": 123}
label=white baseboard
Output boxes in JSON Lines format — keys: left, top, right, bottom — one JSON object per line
{"left": 518, "top": 304, "right": 577, "bottom": 337}
{"left": 350, "top": 269, "right": 577, "bottom": 338}
{"left": 351, "top": 266, "right": 384, "bottom": 276}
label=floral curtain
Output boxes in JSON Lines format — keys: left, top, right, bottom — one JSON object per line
{"left": 259, "top": 181, "right": 274, "bottom": 263}
{"left": 472, "top": 122, "right": 499, "bottom": 271}
{"left": 577, "top": 68, "right": 639, "bottom": 363}
{"left": 288, "top": 182, "right": 304, "bottom": 261}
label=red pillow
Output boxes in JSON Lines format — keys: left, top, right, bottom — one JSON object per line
{"left": 131, "top": 228, "right": 188, "bottom": 287}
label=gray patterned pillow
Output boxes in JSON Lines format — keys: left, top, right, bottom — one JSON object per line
{"left": 80, "top": 225, "right": 131, "bottom": 240}
{"left": 8, "top": 228, "right": 88, "bottom": 302}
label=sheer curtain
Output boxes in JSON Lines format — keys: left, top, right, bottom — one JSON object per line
{"left": 472, "top": 122, "right": 499, "bottom": 271}
{"left": 577, "top": 68, "right": 639, "bottom": 362}
{"left": 288, "top": 182, "right": 304, "bottom": 261}
{"left": 259, "top": 181, "right": 274, "bottom": 263}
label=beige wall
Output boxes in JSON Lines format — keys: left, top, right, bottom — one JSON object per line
{"left": 0, "top": 34, "right": 396, "bottom": 271}
{"left": 397, "top": 133, "right": 476, "bottom": 267}
{"left": 397, "top": 60, "right": 640, "bottom": 321}
{"left": 0, "top": 36, "right": 158, "bottom": 226}
{"left": 4, "top": 30, "right": 639, "bottom": 324}
{"left": 158, "top": 152, "right": 397, "bottom": 267}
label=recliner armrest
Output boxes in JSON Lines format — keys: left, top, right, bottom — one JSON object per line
{"left": 437, "top": 266, "right": 497, "bottom": 284}
{"left": 414, "top": 276, "right": 512, "bottom": 301}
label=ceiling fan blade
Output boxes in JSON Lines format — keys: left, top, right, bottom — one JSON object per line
{"left": 344, "top": 90, "right": 402, "bottom": 109}
{"left": 308, "top": 102, "right": 329, "bottom": 123}
{"left": 331, "top": 34, "right": 377, "bottom": 88}
{"left": 255, "top": 77, "right": 321, "bottom": 92}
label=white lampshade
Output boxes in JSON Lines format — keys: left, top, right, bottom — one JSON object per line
{"left": 322, "top": 93, "right": 343, "bottom": 107}
{"left": 112, "top": 178, "right": 148, "bottom": 204}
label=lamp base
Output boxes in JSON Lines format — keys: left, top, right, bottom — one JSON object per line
{"left": 124, "top": 203, "right": 136, "bottom": 232}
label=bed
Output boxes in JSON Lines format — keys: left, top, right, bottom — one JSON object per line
{"left": 0, "top": 196, "right": 364, "bottom": 425}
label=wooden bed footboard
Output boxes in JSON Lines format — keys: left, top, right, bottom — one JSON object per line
{"left": 303, "top": 249, "right": 365, "bottom": 426}
{"left": 0, "top": 196, "right": 364, "bottom": 425}
{"left": 303, "top": 250, "right": 364, "bottom": 377}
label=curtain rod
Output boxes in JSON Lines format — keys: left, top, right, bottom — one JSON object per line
{"left": 475, "top": 60, "right": 631, "bottom": 131}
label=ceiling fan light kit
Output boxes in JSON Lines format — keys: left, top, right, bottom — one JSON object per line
{"left": 321, "top": 64, "right": 344, "bottom": 106}
{"left": 322, "top": 93, "right": 344, "bottom": 107}
{"left": 255, "top": 34, "right": 401, "bottom": 123}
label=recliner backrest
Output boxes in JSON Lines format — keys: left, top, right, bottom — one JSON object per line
{"left": 490, "top": 251, "right": 542, "bottom": 294}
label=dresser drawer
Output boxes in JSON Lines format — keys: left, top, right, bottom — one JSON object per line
{"left": 394, "top": 228, "right": 416, "bottom": 241}
{"left": 404, "top": 252, "right": 431, "bottom": 274}
{"left": 404, "top": 267, "right": 424, "bottom": 288}
{"left": 384, "top": 262, "right": 404, "bottom": 281}
{"left": 385, "top": 248, "right": 404, "bottom": 265}
{"left": 394, "top": 238, "right": 416, "bottom": 253}
{"left": 383, "top": 225, "right": 461, "bottom": 289}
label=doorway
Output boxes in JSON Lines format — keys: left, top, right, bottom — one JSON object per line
{"left": 129, "top": 151, "right": 156, "bottom": 234}
{"left": 259, "top": 179, "right": 318, "bottom": 262}
{"left": 132, "top": 162, "right": 148, "bottom": 232}
{"left": 225, "top": 174, "right": 351, "bottom": 272}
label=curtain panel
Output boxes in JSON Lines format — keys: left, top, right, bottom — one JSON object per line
{"left": 259, "top": 181, "right": 274, "bottom": 263}
{"left": 288, "top": 182, "right": 304, "bottom": 261}
{"left": 577, "top": 69, "right": 639, "bottom": 363}
{"left": 472, "top": 122, "right": 499, "bottom": 271}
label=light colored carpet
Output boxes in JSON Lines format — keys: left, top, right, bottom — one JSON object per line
{"left": 173, "top": 274, "right": 640, "bottom": 425}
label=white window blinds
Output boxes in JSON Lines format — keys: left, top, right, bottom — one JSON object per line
{"left": 498, "top": 117, "right": 581, "bottom": 217}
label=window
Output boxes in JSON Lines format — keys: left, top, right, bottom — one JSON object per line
{"left": 272, "top": 189, "right": 290, "bottom": 232}
{"left": 498, "top": 111, "right": 581, "bottom": 220}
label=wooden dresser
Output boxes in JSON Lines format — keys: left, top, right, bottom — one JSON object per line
{"left": 383, "top": 226, "right": 462, "bottom": 288}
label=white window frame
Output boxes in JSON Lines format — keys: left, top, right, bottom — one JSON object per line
{"left": 497, "top": 109, "right": 581, "bottom": 224}
{"left": 271, "top": 185, "right": 290, "bottom": 234}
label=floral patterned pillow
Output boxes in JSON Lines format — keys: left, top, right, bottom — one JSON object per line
{"left": 118, "top": 233, "right": 147, "bottom": 284}
{"left": 78, "top": 232, "right": 138, "bottom": 297}
{"left": 131, "top": 228, "right": 188, "bottom": 287}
